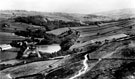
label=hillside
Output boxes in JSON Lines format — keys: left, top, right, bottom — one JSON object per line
{"left": 95, "top": 8, "right": 135, "bottom": 20}
{"left": 1, "top": 9, "right": 135, "bottom": 22}
{"left": 1, "top": 9, "right": 135, "bottom": 79}
{"left": 83, "top": 14, "right": 112, "bottom": 21}
{"left": 0, "top": 10, "right": 112, "bottom": 22}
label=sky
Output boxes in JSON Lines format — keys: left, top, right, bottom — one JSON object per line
{"left": 0, "top": 0, "right": 135, "bottom": 14}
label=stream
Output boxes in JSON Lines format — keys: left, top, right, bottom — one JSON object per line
{"left": 69, "top": 54, "right": 88, "bottom": 79}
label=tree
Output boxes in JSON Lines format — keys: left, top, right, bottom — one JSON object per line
{"left": 129, "top": 26, "right": 132, "bottom": 29}
{"left": 121, "top": 47, "right": 135, "bottom": 57}
{"left": 14, "top": 28, "right": 17, "bottom": 31}
{"left": 123, "top": 41, "right": 130, "bottom": 46}
{"left": 97, "top": 33, "right": 100, "bottom": 35}
{"left": 1, "top": 23, "right": 10, "bottom": 29}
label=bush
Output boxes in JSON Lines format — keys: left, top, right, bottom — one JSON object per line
{"left": 122, "top": 41, "right": 130, "bottom": 45}
{"left": 60, "top": 40, "right": 74, "bottom": 51}
{"left": 114, "top": 62, "right": 135, "bottom": 79}
{"left": 15, "top": 15, "right": 47, "bottom": 26}
{"left": 15, "top": 29, "right": 47, "bottom": 38}
{"left": 121, "top": 47, "right": 135, "bottom": 57}
{"left": 1, "top": 23, "right": 10, "bottom": 28}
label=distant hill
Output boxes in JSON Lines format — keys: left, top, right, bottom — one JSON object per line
{"left": 0, "top": 9, "right": 135, "bottom": 22}
{"left": 0, "top": 10, "right": 112, "bottom": 22}
{"left": 0, "top": 10, "right": 84, "bottom": 21}
{"left": 83, "top": 14, "right": 112, "bottom": 21}
{"left": 95, "top": 8, "right": 135, "bottom": 20}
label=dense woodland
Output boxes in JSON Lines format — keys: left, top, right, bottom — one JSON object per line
{"left": 14, "top": 15, "right": 84, "bottom": 31}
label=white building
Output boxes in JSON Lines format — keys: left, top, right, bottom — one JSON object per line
{"left": 0, "top": 44, "right": 12, "bottom": 51}
{"left": 37, "top": 44, "right": 61, "bottom": 53}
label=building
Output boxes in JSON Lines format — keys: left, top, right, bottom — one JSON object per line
{"left": 0, "top": 44, "right": 12, "bottom": 51}
{"left": 22, "top": 44, "right": 61, "bottom": 58}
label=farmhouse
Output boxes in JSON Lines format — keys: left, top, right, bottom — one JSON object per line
{"left": 37, "top": 44, "right": 61, "bottom": 53}
{"left": 0, "top": 44, "right": 12, "bottom": 51}
{"left": 22, "top": 44, "right": 61, "bottom": 58}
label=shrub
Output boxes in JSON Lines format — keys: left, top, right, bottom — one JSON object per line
{"left": 121, "top": 47, "right": 135, "bottom": 57}
{"left": 15, "top": 15, "right": 47, "bottom": 26}
{"left": 122, "top": 41, "right": 130, "bottom": 45}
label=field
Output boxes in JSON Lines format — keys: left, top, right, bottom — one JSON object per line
{"left": 0, "top": 32, "right": 25, "bottom": 44}
{"left": 1, "top": 10, "right": 135, "bottom": 79}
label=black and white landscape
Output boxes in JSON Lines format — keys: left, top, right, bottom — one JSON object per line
{"left": 0, "top": 0, "right": 135, "bottom": 79}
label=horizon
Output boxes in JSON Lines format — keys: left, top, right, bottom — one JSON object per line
{"left": 0, "top": 0, "right": 135, "bottom": 14}
{"left": 1, "top": 8, "right": 135, "bottom": 14}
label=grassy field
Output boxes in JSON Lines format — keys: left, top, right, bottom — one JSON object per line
{"left": 0, "top": 32, "right": 25, "bottom": 44}
{"left": 0, "top": 59, "right": 59, "bottom": 78}
{"left": 0, "top": 47, "right": 20, "bottom": 61}
{"left": 0, "top": 55, "right": 72, "bottom": 79}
